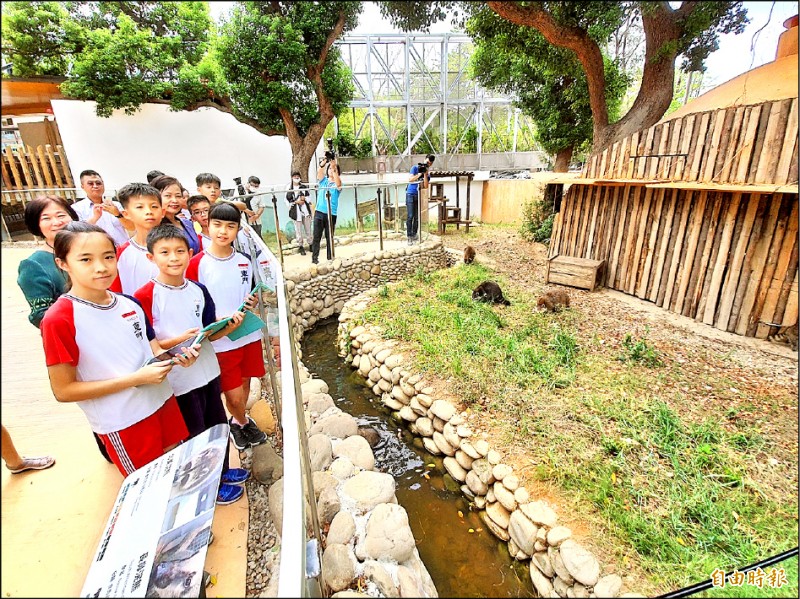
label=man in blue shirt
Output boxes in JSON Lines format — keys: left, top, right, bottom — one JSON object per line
{"left": 406, "top": 154, "right": 435, "bottom": 245}
{"left": 311, "top": 156, "right": 343, "bottom": 264}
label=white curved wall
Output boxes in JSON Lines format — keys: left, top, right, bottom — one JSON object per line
{"left": 51, "top": 99, "right": 305, "bottom": 195}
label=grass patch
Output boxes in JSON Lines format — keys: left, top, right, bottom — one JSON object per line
{"left": 358, "top": 263, "right": 798, "bottom": 595}
{"left": 361, "top": 263, "right": 579, "bottom": 402}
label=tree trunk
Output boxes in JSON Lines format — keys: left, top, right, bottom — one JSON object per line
{"left": 486, "top": 2, "right": 692, "bottom": 153}
{"left": 290, "top": 134, "right": 324, "bottom": 183}
{"left": 553, "top": 146, "right": 574, "bottom": 172}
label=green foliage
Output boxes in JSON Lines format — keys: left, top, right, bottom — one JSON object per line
{"left": 1, "top": 2, "right": 83, "bottom": 77}
{"left": 618, "top": 330, "right": 663, "bottom": 368}
{"left": 2, "top": 1, "right": 361, "bottom": 173}
{"left": 217, "top": 2, "right": 360, "bottom": 139}
{"left": 519, "top": 196, "right": 554, "bottom": 244}
{"left": 468, "top": 6, "right": 628, "bottom": 161}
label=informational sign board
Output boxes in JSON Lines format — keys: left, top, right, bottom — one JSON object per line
{"left": 81, "top": 424, "right": 229, "bottom": 598}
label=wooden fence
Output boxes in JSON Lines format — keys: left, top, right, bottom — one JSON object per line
{"left": 550, "top": 184, "right": 798, "bottom": 338}
{"left": 584, "top": 98, "right": 799, "bottom": 187}
{"left": 1, "top": 144, "right": 76, "bottom": 205}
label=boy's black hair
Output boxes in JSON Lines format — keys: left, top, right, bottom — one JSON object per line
{"left": 116, "top": 182, "right": 161, "bottom": 208}
{"left": 195, "top": 172, "right": 221, "bottom": 187}
{"left": 247, "top": 175, "right": 260, "bottom": 185}
{"left": 426, "top": 154, "right": 435, "bottom": 163}
{"left": 187, "top": 195, "right": 211, "bottom": 210}
{"left": 79, "top": 169, "right": 101, "bottom": 181}
{"left": 208, "top": 201, "right": 242, "bottom": 226}
{"left": 146, "top": 223, "right": 190, "bottom": 253}
{"left": 146, "top": 170, "right": 164, "bottom": 184}
{"left": 291, "top": 171, "right": 301, "bottom": 178}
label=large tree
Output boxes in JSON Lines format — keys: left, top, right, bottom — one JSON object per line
{"left": 1, "top": 1, "right": 361, "bottom": 176}
{"left": 381, "top": 1, "right": 748, "bottom": 152}
{"left": 468, "top": 7, "right": 628, "bottom": 171}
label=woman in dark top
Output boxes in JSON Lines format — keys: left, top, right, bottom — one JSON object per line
{"left": 16, "top": 195, "right": 113, "bottom": 463}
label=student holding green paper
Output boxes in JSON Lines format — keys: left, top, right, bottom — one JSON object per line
{"left": 135, "top": 224, "right": 251, "bottom": 505}
{"left": 186, "top": 203, "right": 269, "bottom": 451}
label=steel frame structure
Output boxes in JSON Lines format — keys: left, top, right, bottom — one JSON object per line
{"left": 335, "top": 33, "right": 543, "bottom": 170}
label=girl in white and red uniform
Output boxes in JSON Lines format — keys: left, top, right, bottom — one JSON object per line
{"left": 41, "top": 222, "right": 198, "bottom": 477}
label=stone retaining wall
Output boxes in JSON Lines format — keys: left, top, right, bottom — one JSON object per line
{"left": 336, "top": 288, "right": 642, "bottom": 599}
{"left": 263, "top": 240, "right": 452, "bottom": 598}
{"left": 283, "top": 239, "right": 453, "bottom": 351}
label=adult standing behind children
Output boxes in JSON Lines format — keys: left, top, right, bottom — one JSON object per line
{"left": 311, "top": 156, "right": 342, "bottom": 264}
{"left": 135, "top": 224, "right": 251, "bottom": 505}
{"left": 41, "top": 222, "right": 199, "bottom": 476}
{"left": 72, "top": 170, "right": 133, "bottom": 246}
{"left": 150, "top": 175, "right": 201, "bottom": 253}
{"left": 244, "top": 177, "right": 264, "bottom": 238}
{"left": 285, "top": 171, "right": 312, "bottom": 255}
{"left": 406, "top": 154, "right": 434, "bottom": 245}
{"left": 109, "top": 183, "right": 163, "bottom": 295}
{"left": 186, "top": 203, "right": 269, "bottom": 451}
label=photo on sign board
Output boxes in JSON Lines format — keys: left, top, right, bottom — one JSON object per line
{"left": 146, "top": 512, "right": 213, "bottom": 598}
{"left": 161, "top": 478, "right": 217, "bottom": 534}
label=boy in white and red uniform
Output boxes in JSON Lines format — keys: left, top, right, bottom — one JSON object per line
{"left": 135, "top": 224, "right": 250, "bottom": 504}
{"left": 186, "top": 202, "right": 268, "bottom": 451}
{"left": 109, "top": 182, "right": 163, "bottom": 294}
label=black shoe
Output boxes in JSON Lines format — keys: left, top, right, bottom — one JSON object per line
{"left": 299, "top": 245, "right": 306, "bottom": 255}
{"left": 312, "top": 258, "right": 319, "bottom": 264}
{"left": 242, "top": 416, "right": 267, "bottom": 447}
{"left": 229, "top": 418, "right": 250, "bottom": 450}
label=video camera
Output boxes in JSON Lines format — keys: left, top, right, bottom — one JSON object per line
{"left": 416, "top": 162, "right": 428, "bottom": 174}
{"left": 324, "top": 137, "right": 336, "bottom": 162}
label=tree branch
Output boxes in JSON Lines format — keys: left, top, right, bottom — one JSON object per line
{"left": 486, "top": 1, "right": 610, "bottom": 135}
{"left": 148, "top": 97, "right": 284, "bottom": 137}
{"left": 313, "top": 9, "right": 347, "bottom": 76}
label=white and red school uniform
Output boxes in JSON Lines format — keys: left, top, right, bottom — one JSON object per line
{"left": 186, "top": 249, "right": 264, "bottom": 353}
{"left": 109, "top": 239, "right": 158, "bottom": 295}
{"left": 40, "top": 292, "right": 187, "bottom": 474}
{"left": 134, "top": 279, "right": 221, "bottom": 396}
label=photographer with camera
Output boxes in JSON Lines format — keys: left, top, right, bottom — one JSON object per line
{"left": 285, "top": 171, "right": 312, "bottom": 255}
{"left": 406, "top": 154, "right": 435, "bottom": 245}
{"left": 311, "top": 139, "right": 343, "bottom": 264}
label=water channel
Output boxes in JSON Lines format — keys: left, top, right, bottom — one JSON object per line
{"left": 302, "top": 318, "right": 536, "bottom": 598}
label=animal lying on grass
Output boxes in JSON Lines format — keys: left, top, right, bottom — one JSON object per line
{"left": 472, "top": 281, "right": 510, "bottom": 306}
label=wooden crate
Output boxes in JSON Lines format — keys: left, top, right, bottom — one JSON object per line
{"left": 546, "top": 254, "right": 606, "bottom": 291}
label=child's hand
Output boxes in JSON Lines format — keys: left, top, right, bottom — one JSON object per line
{"left": 172, "top": 344, "right": 201, "bottom": 368}
{"left": 242, "top": 293, "right": 258, "bottom": 312}
{"left": 137, "top": 360, "right": 173, "bottom": 385}
{"left": 179, "top": 328, "right": 201, "bottom": 344}
{"left": 226, "top": 310, "right": 245, "bottom": 332}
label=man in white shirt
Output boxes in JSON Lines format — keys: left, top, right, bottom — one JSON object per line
{"left": 71, "top": 169, "right": 133, "bottom": 246}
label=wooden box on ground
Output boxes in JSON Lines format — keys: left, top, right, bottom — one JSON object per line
{"left": 546, "top": 255, "right": 606, "bottom": 291}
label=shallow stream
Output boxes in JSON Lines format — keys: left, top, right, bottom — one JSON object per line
{"left": 302, "top": 318, "right": 536, "bottom": 598}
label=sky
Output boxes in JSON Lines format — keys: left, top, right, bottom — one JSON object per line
{"left": 208, "top": 1, "right": 799, "bottom": 90}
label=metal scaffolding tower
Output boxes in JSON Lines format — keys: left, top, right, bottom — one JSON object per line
{"left": 334, "top": 33, "right": 547, "bottom": 172}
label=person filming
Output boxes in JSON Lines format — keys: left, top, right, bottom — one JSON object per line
{"left": 285, "top": 171, "right": 312, "bottom": 255}
{"left": 406, "top": 154, "right": 434, "bottom": 245}
{"left": 311, "top": 142, "right": 343, "bottom": 264}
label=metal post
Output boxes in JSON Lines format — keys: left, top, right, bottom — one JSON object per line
{"left": 271, "top": 195, "right": 284, "bottom": 268}
{"left": 325, "top": 190, "right": 335, "bottom": 259}
{"left": 377, "top": 187, "right": 384, "bottom": 251}
{"left": 512, "top": 108, "right": 519, "bottom": 155}
{"left": 393, "top": 184, "right": 399, "bottom": 233}
{"left": 353, "top": 185, "right": 361, "bottom": 233}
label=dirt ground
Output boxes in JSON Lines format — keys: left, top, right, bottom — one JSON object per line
{"left": 430, "top": 224, "right": 799, "bottom": 594}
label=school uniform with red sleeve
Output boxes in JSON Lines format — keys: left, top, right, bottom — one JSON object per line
{"left": 185, "top": 249, "right": 266, "bottom": 392}
{"left": 40, "top": 292, "right": 188, "bottom": 476}
{"left": 109, "top": 239, "right": 158, "bottom": 295}
{"left": 134, "top": 279, "right": 226, "bottom": 435}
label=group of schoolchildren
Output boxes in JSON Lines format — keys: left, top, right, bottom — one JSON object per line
{"left": 39, "top": 171, "right": 272, "bottom": 506}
